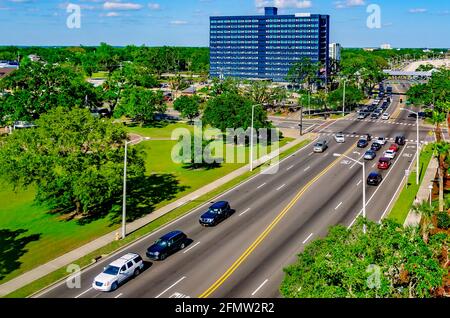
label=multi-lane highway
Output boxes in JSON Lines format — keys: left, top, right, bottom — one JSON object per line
{"left": 36, "top": 82, "right": 434, "bottom": 299}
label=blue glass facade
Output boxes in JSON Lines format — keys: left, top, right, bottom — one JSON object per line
{"left": 209, "top": 7, "right": 330, "bottom": 82}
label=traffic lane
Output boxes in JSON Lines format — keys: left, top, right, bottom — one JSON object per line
{"left": 42, "top": 139, "right": 355, "bottom": 298}
{"left": 220, "top": 156, "right": 367, "bottom": 298}
{"left": 112, "top": 140, "right": 358, "bottom": 298}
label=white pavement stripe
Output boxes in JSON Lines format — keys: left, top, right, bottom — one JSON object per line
{"left": 335, "top": 202, "right": 343, "bottom": 210}
{"left": 251, "top": 279, "right": 269, "bottom": 296}
{"left": 302, "top": 233, "right": 314, "bottom": 244}
{"left": 115, "top": 293, "right": 123, "bottom": 298}
{"left": 75, "top": 287, "right": 93, "bottom": 298}
{"left": 257, "top": 183, "right": 266, "bottom": 189}
{"left": 287, "top": 165, "right": 294, "bottom": 171}
{"left": 357, "top": 180, "right": 362, "bottom": 186}
{"left": 183, "top": 242, "right": 200, "bottom": 254}
{"left": 276, "top": 184, "right": 286, "bottom": 191}
{"left": 239, "top": 208, "right": 251, "bottom": 216}
{"left": 308, "top": 152, "right": 314, "bottom": 157}
{"left": 155, "top": 276, "right": 186, "bottom": 298}
{"left": 304, "top": 166, "right": 311, "bottom": 172}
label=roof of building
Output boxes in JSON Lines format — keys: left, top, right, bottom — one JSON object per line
{"left": 0, "top": 68, "right": 15, "bottom": 78}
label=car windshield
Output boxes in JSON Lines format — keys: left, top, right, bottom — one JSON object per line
{"left": 154, "top": 239, "right": 168, "bottom": 247}
{"left": 103, "top": 265, "right": 120, "bottom": 275}
{"left": 208, "top": 208, "right": 221, "bottom": 214}
{"left": 316, "top": 143, "right": 323, "bottom": 147}
{"left": 380, "top": 159, "right": 389, "bottom": 163}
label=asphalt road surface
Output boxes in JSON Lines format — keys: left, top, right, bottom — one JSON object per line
{"left": 36, "top": 82, "right": 433, "bottom": 299}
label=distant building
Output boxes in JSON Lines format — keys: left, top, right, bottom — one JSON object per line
{"left": 28, "top": 54, "right": 41, "bottom": 62}
{"left": 329, "top": 43, "right": 341, "bottom": 61}
{"left": 209, "top": 7, "right": 330, "bottom": 82}
{"left": 380, "top": 43, "right": 392, "bottom": 50}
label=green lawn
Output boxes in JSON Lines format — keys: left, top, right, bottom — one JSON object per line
{"left": 0, "top": 122, "right": 293, "bottom": 285}
{"left": 90, "top": 71, "right": 109, "bottom": 79}
{"left": 388, "top": 144, "right": 434, "bottom": 224}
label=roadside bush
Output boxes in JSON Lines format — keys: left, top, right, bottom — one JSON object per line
{"left": 437, "top": 212, "right": 450, "bottom": 229}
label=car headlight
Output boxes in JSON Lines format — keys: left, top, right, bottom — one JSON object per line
{"left": 154, "top": 252, "right": 159, "bottom": 256}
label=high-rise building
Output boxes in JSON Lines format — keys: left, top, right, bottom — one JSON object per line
{"left": 380, "top": 43, "right": 392, "bottom": 50}
{"left": 329, "top": 43, "right": 341, "bottom": 61}
{"left": 209, "top": 7, "right": 330, "bottom": 82}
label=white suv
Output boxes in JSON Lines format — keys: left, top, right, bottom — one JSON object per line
{"left": 334, "top": 133, "right": 345, "bottom": 143}
{"left": 92, "top": 253, "right": 144, "bottom": 292}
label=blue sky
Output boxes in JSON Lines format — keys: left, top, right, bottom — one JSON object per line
{"left": 0, "top": 0, "right": 448, "bottom": 47}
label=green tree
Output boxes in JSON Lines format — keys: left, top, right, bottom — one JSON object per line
{"left": 280, "top": 218, "right": 447, "bottom": 298}
{"left": 0, "top": 107, "right": 145, "bottom": 218}
{"left": 202, "top": 92, "right": 270, "bottom": 133}
{"left": 114, "top": 87, "right": 166, "bottom": 124}
{"left": 173, "top": 95, "right": 200, "bottom": 122}
{"left": 433, "top": 142, "right": 450, "bottom": 212}
{"left": 286, "top": 57, "right": 321, "bottom": 92}
{"left": 327, "top": 85, "right": 364, "bottom": 111}
{"left": 412, "top": 200, "right": 437, "bottom": 243}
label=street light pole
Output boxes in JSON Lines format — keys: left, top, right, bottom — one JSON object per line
{"left": 250, "top": 104, "right": 257, "bottom": 172}
{"left": 122, "top": 136, "right": 150, "bottom": 240}
{"left": 334, "top": 153, "right": 366, "bottom": 234}
{"left": 342, "top": 79, "right": 346, "bottom": 117}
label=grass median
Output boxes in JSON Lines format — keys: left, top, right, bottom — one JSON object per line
{"left": 388, "top": 143, "right": 434, "bottom": 224}
{"left": 4, "top": 138, "right": 312, "bottom": 298}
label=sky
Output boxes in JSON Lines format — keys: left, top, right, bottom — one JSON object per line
{"left": 0, "top": 0, "right": 449, "bottom": 48}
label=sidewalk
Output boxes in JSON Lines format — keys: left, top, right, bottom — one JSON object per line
{"left": 0, "top": 133, "right": 315, "bottom": 297}
{"left": 404, "top": 156, "right": 438, "bottom": 227}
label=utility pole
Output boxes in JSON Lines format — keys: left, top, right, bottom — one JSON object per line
{"left": 299, "top": 105, "right": 303, "bottom": 136}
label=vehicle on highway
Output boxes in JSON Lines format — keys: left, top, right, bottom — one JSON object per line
{"left": 364, "top": 150, "right": 377, "bottom": 160}
{"left": 146, "top": 230, "right": 187, "bottom": 261}
{"left": 361, "top": 134, "right": 372, "bottom": 141}
{"left": 383, "top": 149, "right": 396, "bottom": 159}
{"left": 375, "top": 137, "right": 387, "bottom": 145}
{"left": 395, "top": 136, "right": 406, "bottom": 146}
{"left": 367, "top": 172, "right": 383, "bottom": 186}
{"left": 314, "top": 140, "right": 328, "bottom": 153}
{"left": 389, "top": 144, "right": 399, "bottom": 152}
{"left": 358, "top": 112, "right": 369, "bottom": 119}
{"left": 334, "top": 133, "right": 345, "bottom": 143}
{"left": 371, "top": 112, "right": 380, "bottom": 119}
{"left": 92, "top": 253, "right": 144, "bottom": 292}
{"left": 357, "top": 138, "right": 369, "bottom": 148}
{"left": 381, "top": 113, "right": 390, "bottom": 120}
{"left": 377, "top": 157, "right": 391, "bottom": 170}
{"left": 371, "top": 142, "right": 382, "bottom": 151}
{"left": 199, "top": 201, "right": 232, "bottom": 226}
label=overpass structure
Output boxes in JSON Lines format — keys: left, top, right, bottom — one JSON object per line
{"left": 383, "top": 70, "right": 435, "bottom": 79}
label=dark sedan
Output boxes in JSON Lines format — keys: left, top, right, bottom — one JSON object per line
{"left": 146, "top": 230, "right": 187, "bottom": 261}
{"left": 357, "top": 139, "right": 369, "bottom": 148}
{"left": 199, "top": 201, "right": 232, "bottom": 226}
{"left": 367, "top": 172, "right": 383, "bottom": 186}
{"left": 371, "top": 142, "right": 382, "bottom": 151}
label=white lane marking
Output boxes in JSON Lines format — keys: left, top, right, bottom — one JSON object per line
{"left": 251, "top": 279, "right": 269, "bottom": 296}
{"left": 350, "top": 154, "right": 364, "bottom": 169}
{"left": 348, "top": 143, "right": 409, "bottom": 229}
{"left": 308, "top": 152, "right": 314, "bottom": 157}
{"left": 257, "top": 183, "right": 266, "bottom": 189}
{"left": 276, "top": 184, "right": 286, "bottom": 191}
{"left": 335, "top": 202, "right": 343, "bottom": 210}
{"left": 155, "top": 276, "right": 186, "bottom": 298}
{"left": 183, "top": 242, "right": 200, "bottom": 254}
{"left": 287, "top": 165, "right": 294, "bottom": 171}
{"left": 302, "top": 233, "right": 313, "bottom": 244}
{"left": 239, "top": 208, "right": 251, "bottom": 216}
{"left": 75, "top": 287, "right": 93, "bottom": 298}
{"left": 114, "top": 293, "right": 123, "bottom": 298}
{"left": 378, "top": 150, "right": 417, "bottom": 222}
{"left": 304, "top": 166, "right": 311, "bottom": 172}
{"left": 357, "top": 180, "right": 362, "bottom": 186}
{"left": 372, "top": 163, "right": 376, "bottom": 168}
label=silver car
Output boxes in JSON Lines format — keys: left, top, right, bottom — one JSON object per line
{"left": 334, "top": 133, "right": 345, "bottom": 143}
{"left": 314, "top": 140, "right": 328, "bottom": 153}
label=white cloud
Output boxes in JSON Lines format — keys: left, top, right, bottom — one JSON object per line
{"left": 409, "top": 8, "right": 427, "bottom": 14}
{"left": 105, "top": 11, "right": 121, "bottom": 17}
{"left": 255, "top": 0, "right": 312, "bottom": 10}
{"left": 103, "top": 2, "right": 143, "bottom": 11}
{"left": 334, "top": 0, "right": 365, "bottom": 9}
{"left": 170, "top": 20, "right": 188, "bottom": 25}
{"left": 148, "top": 3, "right": 160, "bottom": 10}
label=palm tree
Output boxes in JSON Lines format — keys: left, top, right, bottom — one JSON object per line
{"left": 431, "top": 111, "right": 446, "bottom": 142}
{"left": 412, "top": 200, "right": 436, "bottom": 243}
{"left": 434, "top": 142, "right": 450, "bottom": 212}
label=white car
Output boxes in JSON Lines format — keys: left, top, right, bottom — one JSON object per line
{"left": 334, "top": 133, "right": 345, "bottom": 143}
{"left": 92, "top": 253, "right": 144, "bottom": 292}
{"left": 375, "top": 137, "right": 387, "bottom": 145}
{"left": 383, "top": 150, "right": 396, "bottom": 159}
{"left": 381, "top": 113, "right": 390, "bottom": 120}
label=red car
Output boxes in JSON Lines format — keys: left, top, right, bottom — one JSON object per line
{"left": 389, "top": 144, "right": 399, "bottom": 152}
{"left": 378, "top": 157, "right": 391, "bottom": 170}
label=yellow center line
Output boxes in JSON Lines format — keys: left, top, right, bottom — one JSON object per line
{"left": 198, "top": 143, "right": 357, "bottom": 298}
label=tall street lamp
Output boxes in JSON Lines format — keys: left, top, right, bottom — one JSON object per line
{"left": 342, "top": 78, "right": 347, "bottom": 117}
{"left": 401, "top": 108, "right": 420, "bottom": 185}
{"left": 250, "top": 104, "right": 261, "bottom": 172}
{"left": 122, "top": 136, "right": 151, "bottom": 239}
{"left": 334, "top": 153, "right": 367, "bottom": 234}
